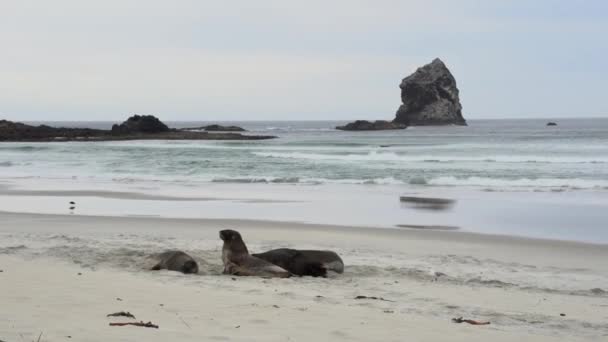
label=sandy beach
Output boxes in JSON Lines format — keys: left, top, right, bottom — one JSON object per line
{"left": 1, "top": 211, "right": 607, "bottom": 341}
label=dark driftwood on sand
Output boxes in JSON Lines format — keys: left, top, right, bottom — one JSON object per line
{"left": 107, "top": 311, "right": 136, "bottom": 319}
{"left": 109, "top": 321, "right": 159, "bottom": 329}
{"left": 354, "top": 295, "right": 395, "bottom": 302}
{"left": 452, "top": 317, "right": 491, "bottom": 325}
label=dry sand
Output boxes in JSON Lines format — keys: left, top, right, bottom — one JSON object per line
{"left": 1, "top": 212, "right": 607, "bottom": 341}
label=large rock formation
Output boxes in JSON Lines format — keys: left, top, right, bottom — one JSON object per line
{"left": 336, "top": 120, "right": 406, "bottom": 131}
{"left": 394, "top": 58, "right": 466, "bottom": 126}
{"left": 111, "top": 115, "right": 170, "bottom": 134}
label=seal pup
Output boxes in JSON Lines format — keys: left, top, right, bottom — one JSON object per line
{"left": 253, "top": 248, "right": 344, "bottom": 277}
{"left": 151, "top": 251, "right": 199, "bottom": 274}
{"left": 219, "top": 229, "right": 290, "bottom": 278}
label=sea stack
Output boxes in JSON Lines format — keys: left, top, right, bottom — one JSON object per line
{"left": 394, "top": 58, "right": 466, "bottom": 126}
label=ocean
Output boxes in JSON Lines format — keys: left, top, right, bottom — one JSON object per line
{"left": 5, "top": 118, "right": 608, "bottom": 190}
{"left": 1, "top": 118, "right": 607, "bottom": 243}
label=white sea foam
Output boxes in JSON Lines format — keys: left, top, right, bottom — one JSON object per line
{"left": 253, "top": 151, "right": 608, "bottom": 164}
{"left": 427, "top": 176, "right": 608, "bottom": 189}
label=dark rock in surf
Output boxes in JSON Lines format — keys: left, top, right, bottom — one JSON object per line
{"left": 180, "top": 124, "right": 246, "bottom": 132}
{"left": 203, "top": 124, "right": 246, "bottom": 132}
{"left": 0, "top": 120, "right": 105, "bottom": 141}
{"left": 394, "top": 58, "right": 466, "bottom": 126}
{"left": 336, "top": 120, "right": 406, "bottom": 131}
{"left": 0, "top": 117, "right": 275, "bottom": 142}
{"left": 546, "top": 122, "right": 557, "bottom": 126}
{"left": 111, "top": 115, "right": 169, "bottom": 135}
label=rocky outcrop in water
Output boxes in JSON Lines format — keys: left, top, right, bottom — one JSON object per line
{"left": 335, "top": 120, "right": 406, "bottom": 131}
{"left": 0, "top": 116, "right": 275, "bottom": 142}
{"left": 111, "top": 115, "right": 170, "bottom": 135}
{"left": 181, "top": 124, "right": 246, "bottom": 132}
{"left": 394, "top": 58, "right": 466, "bottom": 126}
{"left": 0, "top": 120, "right": 105, "bottom": 141}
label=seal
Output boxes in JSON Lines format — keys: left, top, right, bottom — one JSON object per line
{"left": 219, "top": 229, "right": 290, "bottom": 278}
{"left": 151, "top": 250, "right": 199, "bottom": 274}
{"left": 253, "top": 248, "right": 344, "bottom": 277}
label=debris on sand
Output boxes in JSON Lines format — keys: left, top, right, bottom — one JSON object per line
{"left": 107, "top": 311, "right": 136, "bottom": 319}
{"left": 354, "top": 295, "right": 395, "bottom": 302}
{"left": 109, "top": 321, "right": 158, "bottom": 329}
{"left": 452, "top": 317, "right": 490, "bottom": 325}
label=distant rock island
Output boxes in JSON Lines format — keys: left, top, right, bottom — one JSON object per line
{"left": 337, "top": 58, "right": 466, "bottom": 131}
{"left": 180, "top": 124, "right": 246, "bottom": 132}
{"left": 0, "top": 115, "right": 274, "bottom": 142}
{"left": 336, "top": 120, "right": 406, "bottom": 131}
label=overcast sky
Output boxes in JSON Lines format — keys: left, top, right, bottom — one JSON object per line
{"left": 1, "top": 0, "right": 606, "bottom": 121}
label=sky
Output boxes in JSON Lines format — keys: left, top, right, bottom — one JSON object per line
{"left": 0, "top": 0, "right": 607, "bottom": 121}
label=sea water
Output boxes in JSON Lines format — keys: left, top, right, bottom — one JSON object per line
{"left": 1, "top": 118, "right": 607, "bottom": 242}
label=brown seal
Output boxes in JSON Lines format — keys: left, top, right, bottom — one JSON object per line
{"left": 151, "top": 250, "right": 199, "bottom": 274}
{"left": 253, "top": 248, "right": 344, "bottom": 277}
{"left": 219, "top": 229, "right": 290, "bottom": 278}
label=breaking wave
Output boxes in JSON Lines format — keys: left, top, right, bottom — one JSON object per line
{"left": 252, "top": 151, "right": 608, "bottom": 164}
{"left": 210, "top": 176, "right": 405, "bottom": 185}
{"left": 427, "top": 176, "right": 608, "bottom": 190}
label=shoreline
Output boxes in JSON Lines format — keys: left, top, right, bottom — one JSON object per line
{"left": 1, "top": 179, "right": 607, "bottom": 244}
{"left": 2, "top": 210, "right": 608, "bottom": 249}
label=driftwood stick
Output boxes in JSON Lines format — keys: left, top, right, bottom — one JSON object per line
{"left": 106, "top": 311, "right": 136, "bottom": 319}
{"left": 452, "top": 317, "right": 491, "bottom": 325}
{"left": 354, "top": 295, "right": 395, "bottom": 302}
{"left": 109, "top": 321, "right": 159, "bottom": 329}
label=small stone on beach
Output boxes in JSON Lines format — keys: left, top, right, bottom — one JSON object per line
{"left": 560, "top": 313, "right": 566, "bottom": 317}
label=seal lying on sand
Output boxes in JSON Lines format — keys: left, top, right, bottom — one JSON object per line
{"left": 253, "top": 248, "right": 344, "bottom": 277}
{"left": 151, "top": 251, "right": 199, "bottom": 274}
{"left": 219, "top": 229, "right": 290, "bottom": 278}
